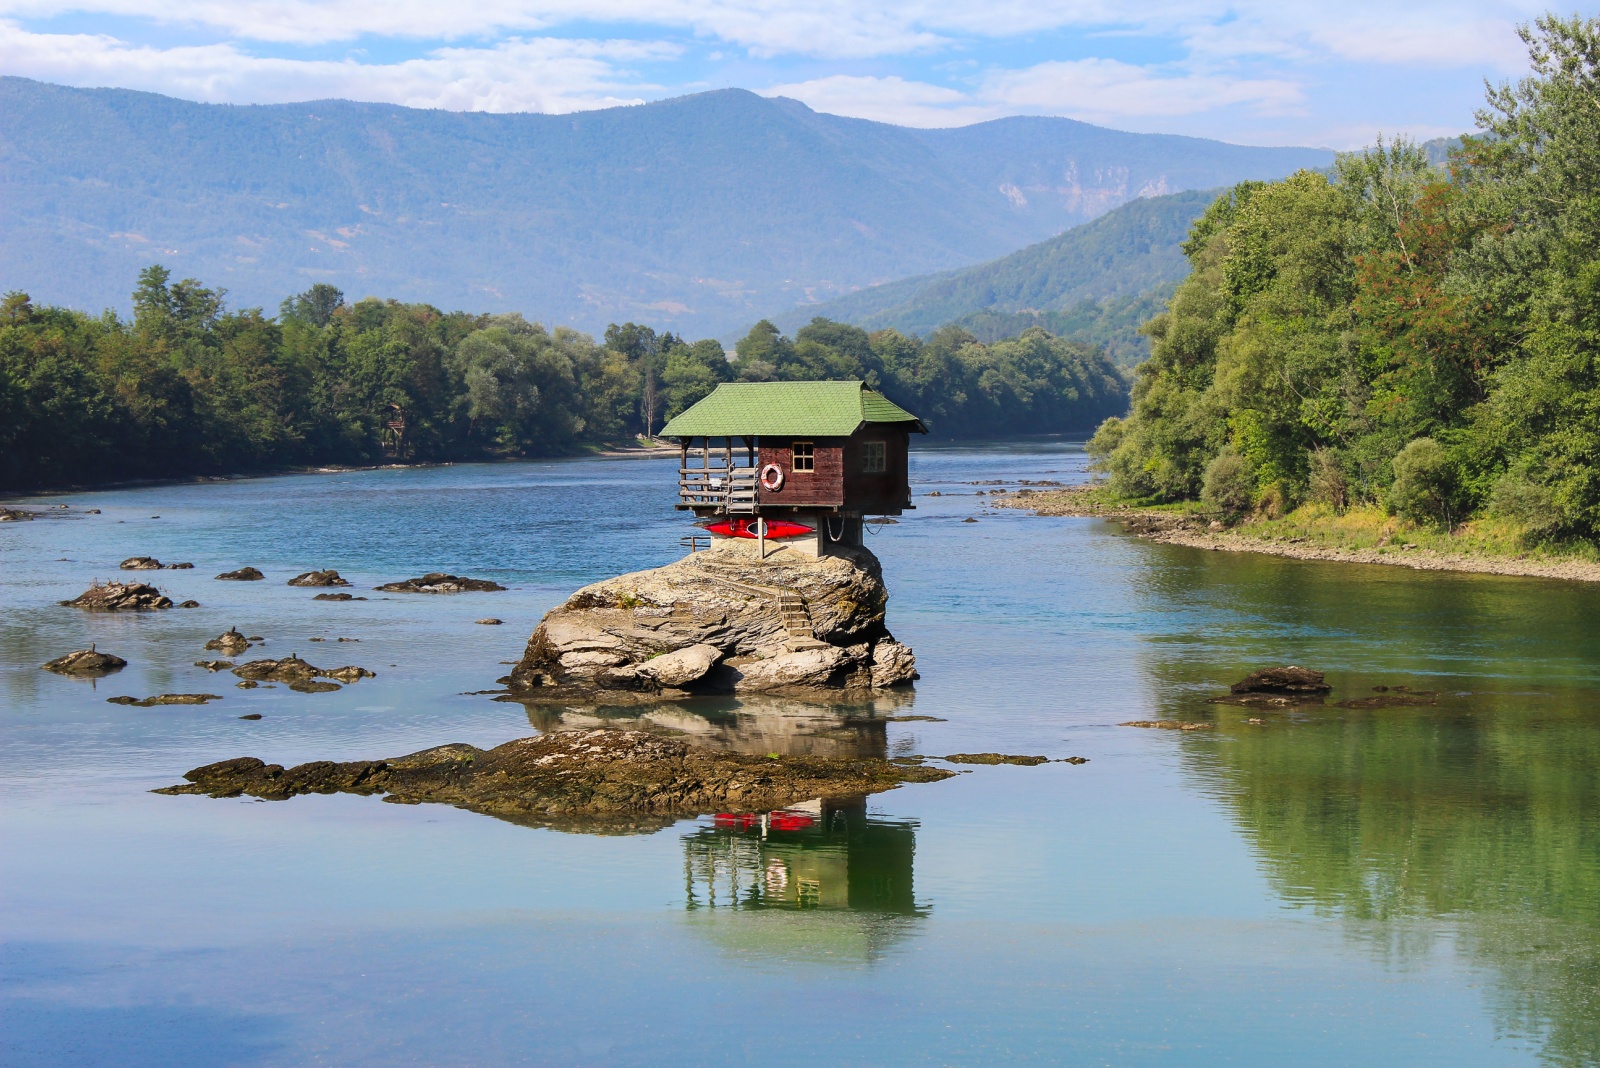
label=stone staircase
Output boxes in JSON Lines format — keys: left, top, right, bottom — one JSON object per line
{"left": 776, "top": 590, "right": 827, "bottom": 651}
{"left": 695, "top": 561, "right": 825, "bottom": 651}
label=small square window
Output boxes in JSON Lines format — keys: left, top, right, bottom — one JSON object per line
{"left": 862, "top": 441, "right": 885, "bottom": 473}
{"left": 792, "top": 442, "right": 814, "bottom": 472}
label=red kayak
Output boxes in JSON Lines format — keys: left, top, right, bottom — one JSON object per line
{"left": 704, "top": 518, "right": 814, "bottom": 540}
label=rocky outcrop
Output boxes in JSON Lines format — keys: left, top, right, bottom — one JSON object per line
{"left": 62, "top": 581, "right": 172, "bottom": 610}
{"left": 288, "top": 570, "right": 350, "bottom": 587}
{"left": 1231, "top": 666, "right": 1330, "bottom": 695}
{"left": 120, "top": 556, "right": 163, "bottom": 570}
{"left": 375, "top": 573, "right": 507, "bottom": 593}
{"left": 502, "top": 542, "right": 916, "bottom": 702}
{"left": 109, "top": 693, "right": 223, "bottom": 706}
{"left": 216, "top": 567, "right": 264, "bottom": 581}
{"left": 205, "top": 628, "right": 251, "bottom": 655}
{"left": 231, "top": 655, "right": 374, "bottom": 692}
{"left": 1209, "top": 666, "right": 1331, "bottom": 707}
{"left": 42, "top": 647, "right": 127, "bottom": 676}
{"left": 153, "top": 728, "right": 953, "bottom": 826}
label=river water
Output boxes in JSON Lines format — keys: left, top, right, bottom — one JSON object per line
{"left": 3, "top": 444, "right": 1598, "bottom": 1067}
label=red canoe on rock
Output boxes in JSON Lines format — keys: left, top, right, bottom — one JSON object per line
{"left": 704, "top": 518, "right": 815, "bottom": 540}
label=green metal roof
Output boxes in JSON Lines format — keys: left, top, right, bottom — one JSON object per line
{"left": 661, "top": 381, "right": 926, "bottom": 438}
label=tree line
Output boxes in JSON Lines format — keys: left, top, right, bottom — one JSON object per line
{"left": 1090, "top": 16, "right": 1600, "bottom": 544}
{"left": 0, "top": 270, "right": 1126, "bottom": 491}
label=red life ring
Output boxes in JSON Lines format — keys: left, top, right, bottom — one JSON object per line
{"left": 760, "top": 464, "right": 785, "bottom": 491}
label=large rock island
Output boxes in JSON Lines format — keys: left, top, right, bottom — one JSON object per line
{"left": 503, "top": 541, "right": 917, "bottom": 702}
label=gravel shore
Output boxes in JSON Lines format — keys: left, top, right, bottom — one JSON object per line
{"left": 997, "top": 487, "right": 1600, "bottom": 584}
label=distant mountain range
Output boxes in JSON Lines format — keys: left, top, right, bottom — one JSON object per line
{"left": 774, "top": 188, "right": 1217, "bottom": 365}
{"left": 0, "top": 78, "right": 1333, "bottom": 336}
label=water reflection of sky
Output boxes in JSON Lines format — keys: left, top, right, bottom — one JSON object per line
{"left": 2, "top": 445, "right": 1591, "bottom": 1065}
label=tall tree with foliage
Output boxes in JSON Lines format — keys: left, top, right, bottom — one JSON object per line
{"left": 1089, "top": 14, "right": 1600, "bottom": 544}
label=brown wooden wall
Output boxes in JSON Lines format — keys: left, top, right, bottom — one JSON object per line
{"left": 757, "top": 437, "right": 844, "bottom": 507}
{"left": 756, "top": 428, "right": 911, "bottom": 514}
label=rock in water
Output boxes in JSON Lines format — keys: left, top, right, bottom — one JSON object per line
{"left": 153, "top": 729, "right": 954, "bottom": 827}
{"left": 503, "top": 541, "right": 915, "bottom": 701}
{"left": 943, "top": 753, "right": 1050, "bottom": 766}
{"left": 61, "top": 581, "right": 173, "bottom": 610}
{"left": 287, "top": 569, "right": 350, "bottom": 587}
{"left": 216, "top": 567, "right": 265, "bottom": 581}
{"left": 231, "top": 656, "right": 374, "bottom": 692}
{"left": 109, "top": 693, "right": 223, "bottom": 706}
{"left": 42, "top": 647, "right": 127, "bottom": 676}
{"left": 205, "top": 628, "right": 251, "bottom": 655}
{"left": 120, "top": 556, "right": 163, "bottom": 570}
{"left": 1230, "top": 666, "right": 1331, "bottom": 695}
{"left": 1209, "top": 665, "right": 1332, "bottom": 707}
{"left": 375, "top": 573, "right": 507, "bottom": 593}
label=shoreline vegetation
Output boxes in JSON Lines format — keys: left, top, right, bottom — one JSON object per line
{"left": 0, "top": 274, "right": 1124, "bottom": 494}
{"left": 998, "top": 484, "right": 1600, "bottom": 583}
{"left": 1081, "top": 19, "right": 1600, "bottom": 566}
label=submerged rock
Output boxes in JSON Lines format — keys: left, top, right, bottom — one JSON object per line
{"left": 216, "top": 567, "right": 265, "bottom": 581}
{"left": 476, "top": 618, "right": 504, "bottom": 625}
{"left": 375, "top": 573, "right": 507, "bottom": 593}
{"left": 1337, "top": 693, "right": 1440, "bottom": 709}
{"left": 62, "top": 581, "right": 172, "bottom": 611}
{"left": 503, "top": 541, "right": 916, "bottom": 702}
{"left": 109, "top": 693, "right": 223, "bottom": 706}
{"left": 153, "top": 728, "right": 954, "bottom": 825}
{"left": 205, "top": 628, "right": 251, "bottom": 655}
{"left": 120, "top": 556, "right": 163, "bottom": 570}
{"left": 288, "top": 569, "right": 350, "bottom": 587}
{"left": 312, "top": 592, "right": 365, "bottom": 601}
{"left": 42, "top": 646, "right": 128, "bottom": 676}
{"left": 1121, "top": 720, "right": 1215, "bottom": 731}
{"left": 194, "top": 659, "right": 234, "bottom": 671}
{"left": 943, "top": 753, "right": 1050, "bottom": 766}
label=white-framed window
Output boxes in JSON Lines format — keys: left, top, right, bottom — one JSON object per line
{"left": 791, "top": 442, "right": 815, "bottom": 472}
{"left": 862, "top": 441, "right": 886, "bottom": 473}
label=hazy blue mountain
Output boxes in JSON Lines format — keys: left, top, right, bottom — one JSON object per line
{"left": 773, "top": 188, "right": 1218, "bottom": 364}
{"left": 0, "top": 78, "right": 1331, "bottom": 336}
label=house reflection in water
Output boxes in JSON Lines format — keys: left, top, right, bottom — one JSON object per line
{"left": 683, "top": 797, "right": 923, "bottom": 921}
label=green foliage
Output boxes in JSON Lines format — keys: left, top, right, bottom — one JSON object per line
{"left": 1088, "top": 16, "right": 1600, "bottom": 546}
{"left": 723, "top": 321, "right": 1126, "bottom": 439}
{"left": 0, "top": 273, "right": 1125, "bottom": 490}
{"left": 1389, "top": 438, "right": 1458, "bottom": 527}
{"left": 1201, "top": 451, "right": 1255, "bottom": 516}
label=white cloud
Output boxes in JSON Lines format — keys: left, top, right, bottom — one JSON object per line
{"left": 765, "top": 60, "right": 1304, "bottom": 133}
{"left": 0, "top": 21, "right": 674, "bottom": 110}
{"left": 983, "top": 58, "right": 1303, "bottom": 120}
{"left": 761, "top": 74, "right": 999, "bottom": 127}
{"left": 0, "top": 0, "right": 1543, "bottom": 65}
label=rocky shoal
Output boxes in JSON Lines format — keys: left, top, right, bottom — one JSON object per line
{"left": 155, "top": 728, "right": 954, "bottom": 829}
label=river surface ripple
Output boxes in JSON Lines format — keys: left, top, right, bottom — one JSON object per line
{"left": 3, "top": 444, "right": 1599, "bottom": 1067}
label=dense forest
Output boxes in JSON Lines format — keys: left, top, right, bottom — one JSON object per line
{"left": 1090, "top": 16, "right": 1600, "bottom": 543}
{"left": 0, "top": 273, "right": 1125, "bottom": 492}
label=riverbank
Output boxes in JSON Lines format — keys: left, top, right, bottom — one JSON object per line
{"left": 997, "top": 485, "right": 1600, "bottom": 584}
{"left": 0, "top": 442, "right": 679, "bottom": 503}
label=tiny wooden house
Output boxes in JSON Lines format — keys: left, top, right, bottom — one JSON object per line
{"left": 661, "top": 381, "right": 926, "bottom": 554}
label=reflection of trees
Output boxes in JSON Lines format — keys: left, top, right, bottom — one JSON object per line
{"left": 681, "top": 798, "right": 926, "bottom": 963}
{"left": 1174, "top": 694, "right": 1600, "bottom": 1067}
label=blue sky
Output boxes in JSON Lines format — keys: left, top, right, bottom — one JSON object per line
{"left": 0, "top": 1, "right": 1566, "bottom": 147}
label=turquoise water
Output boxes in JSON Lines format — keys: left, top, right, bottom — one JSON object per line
{"left": 4, "top": 445, "right": 1599, "bottom": 1066}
